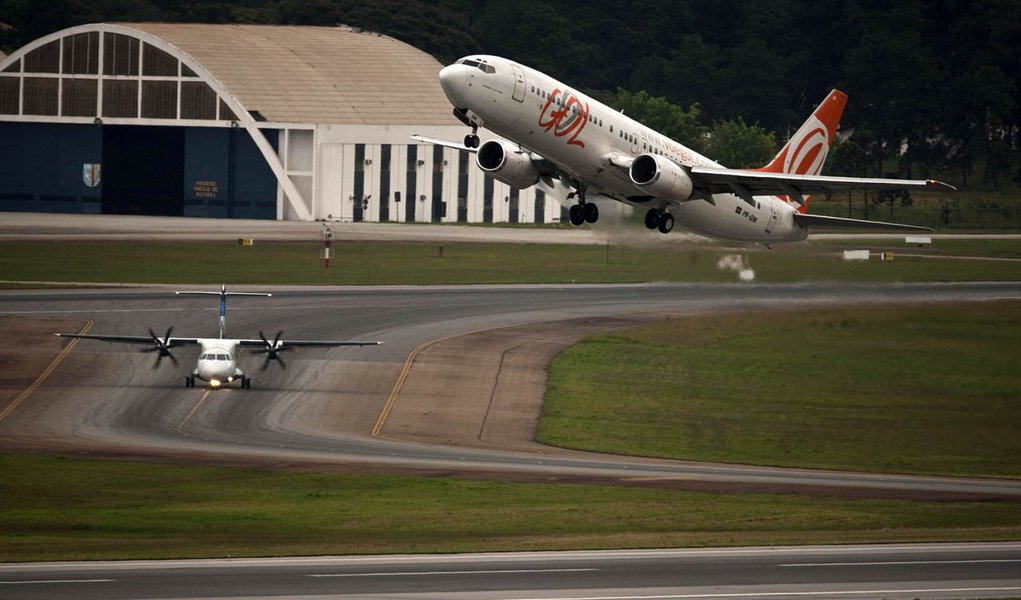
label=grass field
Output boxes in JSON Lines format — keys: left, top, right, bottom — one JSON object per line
{"left": 2, "top": 453, "right": 1020, "bottom": 562}
{"left": 2, "top": 236, "right": 1020, "bottom": 560}
{"left": 1, "top": 238, "right": 1021, "bottom": 286}
{"left": 538, "top": 302, "right": 1021, "bottom": 477}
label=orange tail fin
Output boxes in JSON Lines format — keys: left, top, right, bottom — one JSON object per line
{"left": 757, "top": 90, "right": 846, "bottom": 210}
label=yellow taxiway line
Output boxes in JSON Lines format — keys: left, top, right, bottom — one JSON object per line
{"left": 0, "top": 320, "right": 93, "bottom": 423}
{"left": 371, "top": 335, "right": 451, "bottom": 438}
{"left": 176, "top": 389, "right": 213, "bottom": 433}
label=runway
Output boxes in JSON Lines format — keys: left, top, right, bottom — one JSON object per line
{"left": 2, "top": 543, "right": 1020, "bottom": 599}
{"left": 1, "top": 282, "right": 1020, "bottom": 499}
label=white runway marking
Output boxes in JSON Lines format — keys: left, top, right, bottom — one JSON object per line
{"left": 308, "top": 568, "right": 598, "bottom": 578}
{"left": 781, "top": 558, "right": 1021, "bottom": 567}
{"left": 509, "top": 587, "right": 1021, "bottom": 599}
{"left": 0, "top": 579, "right": 114, "bottom": 585}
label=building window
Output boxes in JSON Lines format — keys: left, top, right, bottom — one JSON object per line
{"left": 141, "top": 80, "right": 177, "bottom": 118}
{"left": 62, "top": 32, "right": 100, "bottom": 75}
{"left": 405, "top": 145, "right": 418, "bottom": 222}
{"left": 0, "top": 77, "right": 18, "bottom": 114}
{"left": 142, "top": 43, "right": 178, "bottom": 76}
{"left": 180, "top": 81, "right": 217, "bottom": 119}
{"left": 102, "top": 79, "right": 138, "bottom": 118}
{"left": 61, "top": 78, "right": 98, "bottom": 117}
{"left": 22, "top": 77, "right": 58, "bottom": 115}
{"left": 219, "top": 99, "right": 236, "bottom": 121}
{"left": 24, "top": 40, "right": 60, "bottom": 73}
{"left": 103, "top": 34, "right": 140, "bottom": 76}
{"left": 431, "top": 145, "right": 444, "bottom": 222}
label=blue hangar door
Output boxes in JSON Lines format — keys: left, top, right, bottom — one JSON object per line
{"left": 102, "top": 125, "right": 184, "bottom": 216}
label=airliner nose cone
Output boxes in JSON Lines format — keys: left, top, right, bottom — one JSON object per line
{"left": 438, "top": 64, "right": 466, "bottom": 105}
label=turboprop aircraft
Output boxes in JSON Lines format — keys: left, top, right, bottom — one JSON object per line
{"left": 56, "top": 284, "right": 381, "bottom": 389}
{"left": 413, "top": 55, "right": 955, "bottom": 243}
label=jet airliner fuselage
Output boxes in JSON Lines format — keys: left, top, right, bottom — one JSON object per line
{"left": 417, "top": 55, "right": 952, "bottom": 243}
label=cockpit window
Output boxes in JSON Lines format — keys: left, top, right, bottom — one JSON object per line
{"left": 456, "top": 58, "right": 495, "bottom": 74}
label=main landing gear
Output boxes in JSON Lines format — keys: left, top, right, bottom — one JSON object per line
{"left": 567, "top": 188, "right": 598, "bottom": 226}
{"left": 645, "top": 208, "right": 674, "bottom": 234}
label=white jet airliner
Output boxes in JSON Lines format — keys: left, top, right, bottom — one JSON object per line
{"left": 414, "top": 55, "right": 954, "bottom": 242}
{"left": 56, "top": 284, "right": 381, "bottom": 389}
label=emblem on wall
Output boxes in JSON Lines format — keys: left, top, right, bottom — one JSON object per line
{"left": 83, "top": 163, "right": 101, "bottom": 188}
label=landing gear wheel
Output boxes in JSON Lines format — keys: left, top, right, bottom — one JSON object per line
{"left": 644, "top": 208, "right": 660, "bottom": 230}
{"left": 568, "top": 204, "right": 585, "bottom": 226}
{"left": 657, "top": 212, "right": 675, "bottom": 234}
{"left": 185, "top": 375, "right": 195, "bottom": 388}
{"left": 464, "top": 134, "right": 480, "bottom": 148}
{"left": 241, "top": 376, "right": 251, "bottom": 389}
{"left": 583, "top": 202, "right": 599, "bottom": 224}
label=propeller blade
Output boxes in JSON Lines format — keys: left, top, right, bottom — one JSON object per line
{"left": 277, "top": 355, "right": 287, "bottom": 370}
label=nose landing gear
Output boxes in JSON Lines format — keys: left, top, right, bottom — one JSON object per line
{"left": 453, "top": 108, "right": 482, "bottom": 148}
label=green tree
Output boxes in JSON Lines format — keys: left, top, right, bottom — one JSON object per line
{"left": 598, "top": 88, "right": 705, "bottom": 151}
{"left": 704, "top": 118, "right": 776, "bottom": 168}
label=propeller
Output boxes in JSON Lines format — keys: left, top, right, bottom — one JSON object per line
{"left": 252, "top": 330, "right": 291, "bottom": 370}
{"left": 142, "top": 327, "right": 178, "bottom": 369}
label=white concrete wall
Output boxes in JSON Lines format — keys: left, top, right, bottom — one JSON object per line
{"left": 308, "top": 124, "right": 565, "bottom": 224}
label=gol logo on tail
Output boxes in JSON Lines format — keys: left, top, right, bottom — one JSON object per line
{"left": 538, "top": 88, "right": 589, "bottom": 148}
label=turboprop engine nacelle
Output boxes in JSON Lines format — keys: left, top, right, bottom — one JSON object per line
{"left": 629, "top": 154, "right": 694, "bottom": 201}
{"left": 477, "top": 139, "right": 541, "bottom": 189}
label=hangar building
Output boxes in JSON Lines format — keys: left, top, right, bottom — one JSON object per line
{"left": 0, "top": 23, "right": 562, "bottom": 223}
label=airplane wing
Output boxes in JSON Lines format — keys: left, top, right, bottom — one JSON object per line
{"left": 688, "top": 166, "right": 956, "bottom": 206}
{"left": 235, "top": 339, "right": 382, "bottom": 348}
{"left": 412, "top": 134, "right": 563, "bottom": 188}
{"left": 55, "top": 333, "right": 201, "bottom": 347}
{"left": 410, "top": 134, "right": 477, "bottom": 153}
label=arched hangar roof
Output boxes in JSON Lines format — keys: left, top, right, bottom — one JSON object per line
{"left": 129, "top": 23, "right": 454, "bottom": 125}
{"left": 0, "top": 22, "right": 456, "bottom": 126}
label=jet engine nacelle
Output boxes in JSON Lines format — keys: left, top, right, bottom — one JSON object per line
{"left": 629, "top": 154, "right": 694, "bottom": 201}
{"left": 476, "top": 139, "right": 541, "bottom": 189}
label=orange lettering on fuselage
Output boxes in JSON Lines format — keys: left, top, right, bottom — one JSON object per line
{"left": 538, "top": 88, "right": 588, "bottom": 148}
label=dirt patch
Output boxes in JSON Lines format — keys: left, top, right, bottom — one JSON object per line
{"left": 0, "top": 316, "right": 87, "bottom": 406}
{"left": 379, "top": 312, "right": 687, "bottom": 451}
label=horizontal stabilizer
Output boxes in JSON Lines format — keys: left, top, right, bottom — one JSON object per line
{"left": 793, "top": 213, "right": 933, "bottom": 232}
